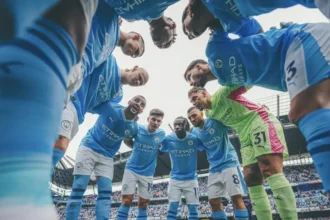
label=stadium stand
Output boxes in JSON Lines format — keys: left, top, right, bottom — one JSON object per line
{"left": 52, "top": 94, "right": 330, "bottom": 219}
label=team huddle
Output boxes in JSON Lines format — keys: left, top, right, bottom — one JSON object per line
{"left": 1, "top": 0, "right": 330, "bottom": 220}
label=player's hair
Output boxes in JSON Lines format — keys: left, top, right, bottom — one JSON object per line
{"left": 184, "top": 59, "right": 208, "bottom": 81}
{"left": 132, "top": 95, "right": 146, "bottom": 104}
{"left": 182, "top": 0, "right": 223, "bottom": 36}
{"left": 188, "top": 87, "right": 206, "bottom": 97}
{"left": 181, "top": 0, "right": 202, "bottom": 36}
{"left": 187, "top": 106, "right": 198, "bottom": 113}
{"left": 175, "top": 116, "right": 190, "bottom": 132}
{"left": 130, "top": 31, "right": 145, "bottom": 57}
{"left": 149, "top": 109, "right": 165, "bottom": 118}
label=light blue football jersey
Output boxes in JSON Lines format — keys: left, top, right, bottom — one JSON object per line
{"left": 160, "top": 133, "right": 203, "bottom": 181}
{"left": 201, "top": 0, "right": 262, "bottom": 37}
{"left": 81, "top": 0, "right": 120, "bottom": 77}
{"left": 105, "top": 0, "right": 180, "bottom": 22}
{"left": 233, "top": 0, "right": 316, "bottom": 18}
{"left": 191, "top": 119, "right": 239, "bottom": 173}
{"left": 206, "top": 24, "right": 310, "bottom": 91}
{"left": 80, "top": 102, "right": 138, "bottom": 158}
{"left": 71, "top": 55, "right": 123, "bottom": 124}
{"left": 126, "top": 125, "right": 166, "bottom": 176}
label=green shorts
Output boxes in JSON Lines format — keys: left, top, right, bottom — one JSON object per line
{"left": 240, "top": 115, "right": 289, "bottom": 167}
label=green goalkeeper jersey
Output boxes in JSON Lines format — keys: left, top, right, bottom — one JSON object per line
{"left": 206, "top": 85, "right": 269, "bottom": 146}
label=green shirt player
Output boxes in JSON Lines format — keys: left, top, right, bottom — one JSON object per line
{"left": 188, "top": 86, "right": 297, "bottom": 220}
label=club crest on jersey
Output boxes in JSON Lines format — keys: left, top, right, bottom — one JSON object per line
{"left": 125, "top": 130, "right": 130, "bottom": 135}
{"left": 122, "top": 184, "right": 129, "bottom": 191}
{"left": 215, "top": 59, "right": 222, "bottom": 69}
{"left": 76, "top": 162, "right": 83, "bottom": 170}
{"left": 209, "top": 128, "right": 215, "bottom": 134}
{"left": 188, "top": 140, "right": 193, "bottom": 145}
{"left": 61, "top": 120, "right": 71, "bottom": 131}
{"left": 155, "top": 137, "right": 160, "bottom": 143}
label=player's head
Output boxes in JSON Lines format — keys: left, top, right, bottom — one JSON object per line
{"left": 184, "top": 59, "right": 210, "bottom": 87}
{"left": 127, "top": 95, "right": 146, "bottom": 117}
{"left": 188, "top": 87, "right": 211, "bottom": 111}
{"left": 187, "top": 106, "right": 204, "bottom": 127}
{"left": 122, "top": 66, "right": 149, "bottom": 87}
{"left": 182, "top": 0, "right": 220, "bottom": 40}
{"left": 173, "top": 116, "right": 190, "bottom": 138}
{"left": 150, "top": 16, "right": 177, "bottom": 49}
{"left": 147, "top": 109, "right": 165, "bottom": 133}
{"left": 120, "top": 31, "right": 145, "bottom": 58}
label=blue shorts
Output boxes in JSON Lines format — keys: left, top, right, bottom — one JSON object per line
{"left": 0, "top": 18, "right": 77, "bottom": 208}
{"left": 284, "top": 23, "right": 330, "bottom": 100}
{"left": 0, "top": 0, "right": 58, "bottom": 41}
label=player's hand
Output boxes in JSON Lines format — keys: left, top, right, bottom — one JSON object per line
{"left": 150, "top": 16, "right": 177, "bottom": 49}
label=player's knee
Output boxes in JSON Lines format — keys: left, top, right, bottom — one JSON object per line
{"left": 54, "top": 136, "right": 70, "bottom": 152}
{"left": 122, "top": 196, "right": 133, "bottom": 207}
{"left": 208, "top": 198, "right": 223, "bottom": 211}
{"left": 289, "top": 79, "right": 330, "bottom": 124}
{"left": 244, "top": 171, "right": 263, "bottom": 187}
{"left": 257, "top": 154, "right": 283, "bottom": 178}
{"left": 138, "top": 198, "right": 149, "bottom": 209}
{"left": 231, "top": 195, "right": 246, "bottom": 210}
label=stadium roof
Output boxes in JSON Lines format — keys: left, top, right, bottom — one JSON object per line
{"left": 52, "top": 115, "right": 307, "bottom": 189}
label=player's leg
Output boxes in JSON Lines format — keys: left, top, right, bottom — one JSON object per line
{"left": 136, "top": 174, "right": 153, "bottom": 220}
{"left": 0, "top": 7, "right": 80, "bottom": 219}
{"left": 0, "top": 0, "right": 58, "bottom": 41}
{"left": 66, "top": 146, "right": 95, "bottom": 219}
{"left": 52, "top": 101, "right": 79, "bottom": 172}
{"left": 207, "top": 172, "right": 227, "bottom": 220}
{"left": 251, "top": 118, "right": 297, "bottom": 219}
{"left": 44, "top": 0, "right": 98, "bottom": 58}
{"left": 183, "top": 180, "right": 199, "bottom": 220}
{"left": 314, "top": 0, "right": 330, "bottom": 19}
{"left": 223, "top": 167, "right": 249, "bottom": 220}
{"left": 0, "top": 0, "right": 97, "bottom": 217}
{"left": 258, "top": 154, "right": 297, "bottom": 220}
{"left": 94, "top": 153, "right": 115, "bottom": 220}
{"left": 286, "top": 22, "right": 330, "bottom": 193}
{"left": 118, "top": 170, "right": 138, "bottom": 220}
{"left": 167, "top": 180, "right": 182, "bottom": 220}
{"left": 241, "top": 143, "right": 272, "bottom": 220}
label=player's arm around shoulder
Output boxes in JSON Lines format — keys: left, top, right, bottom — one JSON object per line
{"left": 159, "top": 135, "right": 170, "bottom": 153}
{"left": 192, "top": 133, "right": 205, "bottom": 152}
{"left": 123, "top": 138, "right": 134, "bottom": 149}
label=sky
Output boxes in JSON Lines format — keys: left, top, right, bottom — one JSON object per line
{"left": 66, "top": 2, "right": 328, "bottom": 159}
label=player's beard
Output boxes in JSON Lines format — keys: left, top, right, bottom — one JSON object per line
{"left": 175, "top": 129, "right": 186, "bottom": 139}
{"left": 199, "top": 75, "right": 207, "bottom": 87}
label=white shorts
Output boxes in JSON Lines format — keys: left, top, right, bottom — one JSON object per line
{"left": 285, "top": 23, "right": 330, "bottom": 100}
{"left": 168, "top": 179, "right": 199, "bottom": 205}
{"left": 73, "top": 146, "right": 114, "bottom": 179}
{"left": 67, "top": 62, "right": 83, "bottom": 95}
{"left": 207, "top": 167, "right": 245, "bottom": 199}
{"left": 58, "top": 101, "right": 79, "bottom": 140}
{"left": 121, "top": 169, "right": 153, "bottom": 200}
